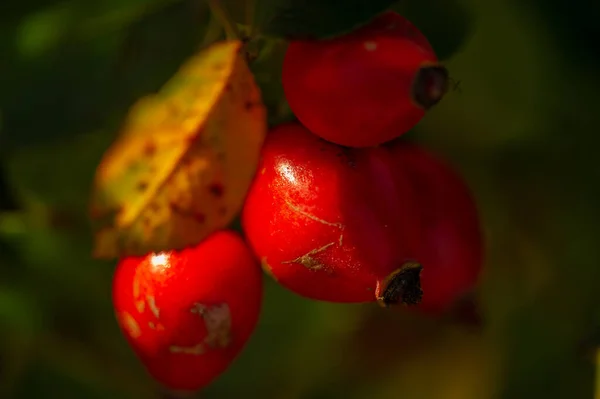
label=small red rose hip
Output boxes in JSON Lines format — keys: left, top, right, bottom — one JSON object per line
{"left": 282, "top": 11, "right": 448, "bottom": 148}
{"left": 390, "top": 143, "right": 483, "bottom": 313}
{"left": 112, "top": 231, "right": 262, "bottom": 393}
{"left": 242, "top": 122, "right": 423, "bottom": 305}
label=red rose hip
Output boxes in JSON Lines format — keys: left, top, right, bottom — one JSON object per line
{"left": 390, "top": 143, "right": 483, "bottom": 313}
{"left": 282, "top": 11, "right": 448, "bottom": 148}
{"left": 242, "top": 122, "right": 423, "bottom": 305}
{"left": 112, "top": 230, "right": 262, "bottom": 393}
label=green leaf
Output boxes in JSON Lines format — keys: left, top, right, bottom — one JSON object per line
{"left": 89, "top": 40, "right": 267, "bottom": 259}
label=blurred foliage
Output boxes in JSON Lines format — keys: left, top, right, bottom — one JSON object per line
{"left": 1, "top": 0, "right": 599, "bottom": 398}
{"left": 257, "top": 0, "right": 397, "bottom": 39}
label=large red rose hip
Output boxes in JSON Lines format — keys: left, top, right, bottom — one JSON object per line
{"left": 112, "top": 231, "right": 262, "bottom": 393}
{"left": 242, "top": 122, "right": 424, "bottom": 305}
{"left": 282, "top": 11, "right": 448, "bottom": 148}
{"left": 390, "top": 143, "right": 483, "bottom": 313}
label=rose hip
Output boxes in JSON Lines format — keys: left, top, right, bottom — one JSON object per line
{"left": 112, "top": 231, "right": 262, "bottom": 393}
{"left": 242, "top": 122, "right": 423, "bottom": 305}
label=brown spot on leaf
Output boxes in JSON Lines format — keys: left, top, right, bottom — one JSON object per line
{"left": 137, "top": 181, "right": 148, "bottom": 191}
{"left": 186, "top": 135, "right": 198, "bottom": 145}
{"left": 208, "top": 182, "right": 225, "bottom": 197}
{"left": 169, "top": 202, "right": 208, "bottom": 225}
{"left": 182, "top": 157, "right": 192, "bottom": 167}
{"left": 169, "top": 202, "right": 183, "bottom": 214}
{"left": 143, "top": 141, "right": 156, "bottom": 156}
{"left": 126, "top": 160, "right": 141, "bottom": 172}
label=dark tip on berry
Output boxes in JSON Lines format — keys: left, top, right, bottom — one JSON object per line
{"left": 377, "top": 261, "right": 423, "bottom": 307}
{"left": 412, "top": 65, "right": 449, "bottom": 110}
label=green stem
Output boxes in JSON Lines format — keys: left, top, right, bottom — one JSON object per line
{"left": 206, "top": 0, "right": 241, "bottom": 40}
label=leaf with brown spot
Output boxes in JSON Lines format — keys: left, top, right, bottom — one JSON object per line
{"left": 89, "top": 40, "right": 267, "bottom": 259}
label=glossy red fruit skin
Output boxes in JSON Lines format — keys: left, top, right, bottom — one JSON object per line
{"left": 112, "top": 231, "right": 262, "bottom": 393}
{"left": 242, "top": 122, "right": 422, "bottom": 304}
{"left": 282, "top": 11, "right": 442, "bottom": 148}
{"left": 390, "top": 143, "right": 483, "bottom": 313}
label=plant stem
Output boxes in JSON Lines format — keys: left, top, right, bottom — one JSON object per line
{"left": 206, "top": 0, "right": 241, "bottom": 40}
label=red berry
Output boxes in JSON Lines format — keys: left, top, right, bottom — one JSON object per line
{"left": 390, "top": 143, "right": 483, "bottom": 313}
{"left": 112, "top": 231, "right": 262, "bottom": 393}
{"left": 282, "top": 11, "right": 448, "bottom": 148}
{"left": 242, "top": 122, "right": 423, "bottom": 305}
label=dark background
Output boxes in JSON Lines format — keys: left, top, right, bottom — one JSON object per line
{"left": 1, "top": 0, "right": 599, "bottom": 398}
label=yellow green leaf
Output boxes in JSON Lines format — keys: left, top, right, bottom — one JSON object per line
{"left": 89, "top": 40, "right": 266, "bottom": 259}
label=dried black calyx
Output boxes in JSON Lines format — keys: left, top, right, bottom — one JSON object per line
{"left": 378, "top": 262, "right": 423, "bottom": 307}
{"left": 412, "top": 65, "right": 450, "bottom": 110}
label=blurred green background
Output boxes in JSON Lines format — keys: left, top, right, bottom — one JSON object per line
{"left": 1, "top": 0, "right": 599, "bottom": 398}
